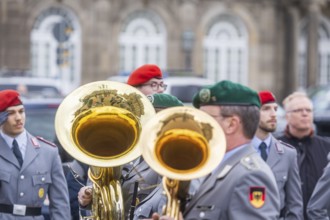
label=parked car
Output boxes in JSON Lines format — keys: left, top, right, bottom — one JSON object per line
{"left": 164, "top": 76, "right": 215, "bottom": 104}
{"left": 308, "top": 85, "right": 330, "bottom": 137}
{"left": 24, "top": 99, "right": 62, "bottom": 141}
{"left": 0, "top": 76, "right": 63, "bottom": 98}
{"left": 107, "top": 75, "right": 129, "bottom": 83}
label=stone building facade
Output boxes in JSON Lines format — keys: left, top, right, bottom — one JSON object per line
{"left": 0, "top": 0, "right": 328, "bottom": 100}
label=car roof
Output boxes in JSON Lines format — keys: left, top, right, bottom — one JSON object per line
{"left": 0, "top": 77, "right": 63, "bottom": 98}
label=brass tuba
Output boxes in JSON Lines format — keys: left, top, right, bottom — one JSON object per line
{"left": 55, "top": 81, "right": 155, "bottom": 220}
{"left": 140, "top": 106, "right": 226, "bottom": 219}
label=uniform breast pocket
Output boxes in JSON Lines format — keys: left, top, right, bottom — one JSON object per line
{"left": 0, "top": 170, "right": 11, "bottom": 189}
{"left": 0, "top": 170, "right": 11, "bottom": 183}
{"left": 186, "top": 206, "right": 221, "bottom": 220}
{"left": 32, "top": 173, "right": 52, "bottom": 201}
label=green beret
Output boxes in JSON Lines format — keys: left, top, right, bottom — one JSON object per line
{"left": 147, "top": 93, "right": 184, "bottom": 108}
{"left": 193, "top": 80, "right": 261, "bottom": 108}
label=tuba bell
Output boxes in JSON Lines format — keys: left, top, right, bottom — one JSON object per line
{"left": 140, "top": 106, "right": 226, "bottom": 219}
{"left": 55, "top": 81, "right": 155, "bottom": 220}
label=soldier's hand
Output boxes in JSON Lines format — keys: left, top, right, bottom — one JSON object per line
{"left": 78, "top": 186, "right": 93, "bottom": 207}
{"left": 0, "top": 111, "right": 9, "bottom": 125}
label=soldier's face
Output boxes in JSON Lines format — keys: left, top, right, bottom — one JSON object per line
{"left": 1, "top": 105, "right": 25, "bottom": 137}
{"left": 137, "top": 78, "right": 165, "bottom": 95}
{"left": 259, "top": 103, "right": 278, "bottom": 133}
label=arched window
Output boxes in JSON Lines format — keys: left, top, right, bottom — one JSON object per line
{"left": 31, "top": 7, "right": 81, "bottom": 93}
{"left": 119, "top": 11, "right": 167, "bottom": 74}
{"left": 203, "top": 14, "right": 248, "bottom": 84}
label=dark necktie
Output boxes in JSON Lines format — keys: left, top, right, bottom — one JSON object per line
{"left": 259, "top": 142, "right": 268, "bottom": 161}
{"left": 12, "top": 139, "right": 23, "bottom": 167}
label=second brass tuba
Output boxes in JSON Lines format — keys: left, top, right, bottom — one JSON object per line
{"left": 140, "top": 106, "right": 226, "bottom": 219}
{"left": 55, "top": 81, "right": 155, "bottom": 220}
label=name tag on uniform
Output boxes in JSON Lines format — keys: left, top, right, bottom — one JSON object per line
{"left": 196, "top": 205, "right": 214, "bottom": 211}
{"left": 13, "top": 204, "right": 26, "bottom": 216}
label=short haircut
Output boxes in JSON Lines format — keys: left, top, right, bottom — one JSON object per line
{"left": 282, "top": 92, "right": 311, "bottom": 111}
{"left": 220, "top": 105, "right": 260, "bottom": 139}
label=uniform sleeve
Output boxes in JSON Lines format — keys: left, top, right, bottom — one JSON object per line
{"left": 228, "top": 169, "right": 280, "bottom": 220}
{"left": 48, "top": 150, "right": 71, "bottom": 219}
{"left": 307, "top": 162, "right": 330, "bottom": 220}
{"left": 283, "top": 149, "right": 304, "bottom": 220}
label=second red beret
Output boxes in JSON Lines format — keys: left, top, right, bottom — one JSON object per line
{"left": 259, "top": 90, "right": 276, "bottom": 105}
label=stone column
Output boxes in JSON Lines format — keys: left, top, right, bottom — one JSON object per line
{"left": 306, "top": 1, "right": 321, "bottom": 88}
{"left": 283, "top": 5, "right": 299, "bottom": 96}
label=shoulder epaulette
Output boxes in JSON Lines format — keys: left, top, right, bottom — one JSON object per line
{"left": 240, "top": 155, "right": 260, "bottom": 170}
{"left": 278, "top": 140, "right": 295, "bottom": 149}
{"left": 36, "top": 136, "right": 57, "bottom": 147}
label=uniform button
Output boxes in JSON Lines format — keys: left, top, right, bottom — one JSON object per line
{"left": 41, "top": 177, "right": 45, "bottom": 182}
{"left": 20, "top": 192, "right": 24, "bottom": 197}
{"left": 200, "top": 211, "right": 205, "bottom": 218}
{"left": 283, "top": 176, "right": 287, "bottom": 180}
{"left": 20, "top": 175, "right": 24, "bottom": 180}
{"left": 245, "top": 157, "right": 250, "bottom": 162}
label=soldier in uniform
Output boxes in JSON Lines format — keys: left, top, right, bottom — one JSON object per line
{"left": 307, "top": 153, "right": 330, "bottom": 219}
{"left": 0, "top": 89, "right": 70, "bottom": 219}
{"left": 148, "top": 80, "right": 281, "bottom": 220}
{"left": 252, "top": 90, "right": 303, "bottom": 219}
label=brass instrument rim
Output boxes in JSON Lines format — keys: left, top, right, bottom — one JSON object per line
{"left": 55, "top": 80, "right": 156, "bottom": 167}
{"left": 141, "top": 106, "right": 226, "bottom": 181}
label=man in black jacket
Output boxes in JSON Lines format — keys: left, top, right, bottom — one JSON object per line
{"left": 277, "top": 91, "right": 330, "bottom": 219}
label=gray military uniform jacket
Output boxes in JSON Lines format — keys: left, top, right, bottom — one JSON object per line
{"left": 132, "top": 185, "right": 165, "bottom": 220}
{"left": 307, "top": 153, "right": 330, "bottom": 220}
{"left": 183, "top": 145, "right": 280, "bottom": 220}
{"left": 122, "top": 156, "right": 161, "bottom": 219}
{"left": 266, "top": 136, "right": 303, "bottom": 220}
{"left": 0, "top": 132, "right": 70, "bottom": 220}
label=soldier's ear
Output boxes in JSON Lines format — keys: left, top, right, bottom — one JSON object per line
{"left": 224, "top": 115, "right": 240, "bottom": 134}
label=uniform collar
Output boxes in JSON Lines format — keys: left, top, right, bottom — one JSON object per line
{"left": 251, "top": 134, "right": 272, "bottom": 151}
{"left": 0, "top": 129, "right": 27, "bottom": 151}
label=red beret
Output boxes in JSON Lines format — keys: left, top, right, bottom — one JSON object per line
{"left": 127, "top": 64, "right": 162, "bottom": 86}
{"left": 259, "top": 90, "right": 276, "bottom": 105}
{"left": 0, "top": 90, "right": 23, "bottom": 112}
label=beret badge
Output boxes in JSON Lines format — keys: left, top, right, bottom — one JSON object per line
{"left": 147, "top": 95, "right": 154, "bottom": 104}
{"left": 199, "top": 88, "right": 211, "bottom": 104}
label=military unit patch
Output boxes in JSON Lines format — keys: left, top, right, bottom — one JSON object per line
{"left": 249, "top": 187, "right": 265, "bottom": 208}
{"left": 199, "top": 88, "right": 211, "bottom": 104}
